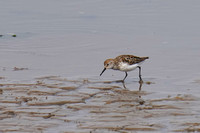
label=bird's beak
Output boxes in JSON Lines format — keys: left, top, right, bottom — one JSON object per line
{"left": 100, "top": 68, "right": 106, "bottom": 76}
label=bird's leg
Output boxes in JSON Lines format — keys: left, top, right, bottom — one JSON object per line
{"left": 138, "top": 80, "right": 143, "bottom": 91}
{"left": 122, "top": 81, "right": 127, "bottom": 89}
{"left": 123, "top": 72, "right": 128, "bottom": 82}
{"left": 138, "top": 66, "right": 143, "bottom": 83}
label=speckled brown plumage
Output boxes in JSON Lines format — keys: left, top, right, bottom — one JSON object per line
{"left": 100, "top": 54, "right": 149, "bottom": 82}
{"left": 115, "top": 55, "right": 149, "bottom": 65}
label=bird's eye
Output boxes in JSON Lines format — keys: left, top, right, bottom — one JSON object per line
{"left": 106, "top": 64, "right": 109, "bottom": 66}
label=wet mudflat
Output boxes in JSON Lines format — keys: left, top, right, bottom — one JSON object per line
{"left": 0, "top": 75, "right": 200, "bottom": 133}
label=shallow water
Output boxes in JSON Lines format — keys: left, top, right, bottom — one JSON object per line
{"left": 1, "top": 0, "right": 200, "bottom": 132}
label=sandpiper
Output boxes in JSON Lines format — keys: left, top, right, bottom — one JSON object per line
{"left": 100, "top": 55, "right": 149, "bottom": 82}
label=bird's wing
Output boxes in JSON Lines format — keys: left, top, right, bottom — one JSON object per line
{"left": 116, "top": 55, "right": 148, "bottom": 65}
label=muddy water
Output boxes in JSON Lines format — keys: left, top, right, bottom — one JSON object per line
{"left": 1, "top": 0, "right": 200, "bottom": 133}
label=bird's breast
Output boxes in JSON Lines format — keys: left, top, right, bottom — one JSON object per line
{"left": 118, "top": 62, "right": 139, "bottom": 72}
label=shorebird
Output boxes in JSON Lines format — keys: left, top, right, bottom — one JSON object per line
{"left": 100, "top": 55, "right": 149, "bottom": 82}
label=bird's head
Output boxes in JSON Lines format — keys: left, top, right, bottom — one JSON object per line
{"left": 100, "top": 59, "right": 115, "bottom": 76}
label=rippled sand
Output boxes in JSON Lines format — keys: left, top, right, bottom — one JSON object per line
{"left": 0, "top": 76, "right": 199, "bottom": 133}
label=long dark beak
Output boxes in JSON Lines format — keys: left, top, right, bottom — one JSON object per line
{"left": 100, "top": 68, "right": 106, "bottom": 76}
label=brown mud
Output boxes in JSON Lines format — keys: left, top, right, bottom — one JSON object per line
{"left": 0, "top": 76, "right": 199, "bottom": 133}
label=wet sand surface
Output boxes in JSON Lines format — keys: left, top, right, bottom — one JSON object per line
{"left": 0, "top": 76, "right": 200, "bottom": 133}
{"left": 1, "top": 0, "right": 200, "bottom": 133}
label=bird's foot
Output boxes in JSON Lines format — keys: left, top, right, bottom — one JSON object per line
{"left": 139, "top": 79, "right": 143, "bottom": 84}
{"left": 115, "top": 80, "right": 124, "bottom": 83}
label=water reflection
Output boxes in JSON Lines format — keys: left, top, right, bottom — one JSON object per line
{"left": 108, "top": 79, "right": 144, "bottom": 91}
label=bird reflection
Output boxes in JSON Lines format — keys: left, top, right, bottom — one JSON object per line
{"left": 113, "top": 79, "right": 143, "bottom": 91}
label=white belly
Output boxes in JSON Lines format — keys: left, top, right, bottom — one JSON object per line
{"left": 119, "top": 62, "right": 139, "bottom": 72}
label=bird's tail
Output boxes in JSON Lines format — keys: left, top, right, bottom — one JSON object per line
{"left": 137, "top": 56, "right": 149, "bottom": 63}
{"left": 142, "top": 57, "right": 149, "bottom": 60}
